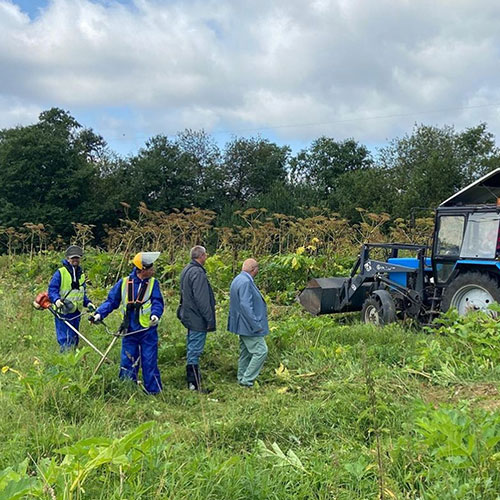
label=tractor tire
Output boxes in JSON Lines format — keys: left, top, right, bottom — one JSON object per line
{"left": 441, "top": 272, "right": 500, "bottom": 315}
{"left": 361, "top": 290, "right": 397, "bottom": 325}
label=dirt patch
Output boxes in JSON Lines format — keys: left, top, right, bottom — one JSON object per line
{"left": 420, "top": 382, "right": 500, "bottom": 411}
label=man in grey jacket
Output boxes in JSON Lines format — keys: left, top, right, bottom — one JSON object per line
{"left": 228, "top": 258, "right": 269, "bottom": 387}
{"left": 178, "top": 245, "right": 216, "bottom": 392}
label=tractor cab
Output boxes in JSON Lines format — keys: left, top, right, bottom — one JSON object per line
{"left": 430, "top": 169, "right": 500, "bottom": 315}
{"left": 433, "top": 169, "right": 500, "bottom": 286}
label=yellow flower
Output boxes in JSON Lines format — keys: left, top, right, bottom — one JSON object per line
{"left": 1, "top": 366, "right": 9, "bottom": 374}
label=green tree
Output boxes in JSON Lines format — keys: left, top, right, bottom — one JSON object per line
{"left": 290, "top": 137, "right": 373, "bottom": 205}
{"left": 378, "top": 123, "right": 500, "bottom": 218}
{"left": 333, "top": 168, "right": 393, "bottom": 221}
{"left": 119, "top": 135, "right": 200, "bottom": 212}
{"left": 174, "top": 129, "right": 223, "bottom": 209}
{"left": 0, "top": 108, "right": 105, "bottom": 236}
{"left": 221, "top": 137, "right": 290, "bottom": 204}
{"left": 456, "top": 123, "right": 500, "bottom": 183}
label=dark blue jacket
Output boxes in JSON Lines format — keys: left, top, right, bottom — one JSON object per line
{"left": 96, "top": 268, "right": 164, "bottom": 333}
{"left": 178, "top": 260, "right": 216, "bottom": 332}
{"left": 48, "top": 259, "right": 90, "bottom": 317}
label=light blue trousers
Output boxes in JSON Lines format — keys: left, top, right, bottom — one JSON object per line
{"left": 238, "top": 336, "right": 268, "bottom": 386}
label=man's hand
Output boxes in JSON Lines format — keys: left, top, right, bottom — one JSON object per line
{"left": 88, "top": 313, "right": 101, "bottom": 324}
{"left": 55, "top": 299, "right": 64, "bottom": 309}
{"left": 87, "top": 302, "right": 96, "bottom": 313}
{"left": 150, "top": 315, "right": 159, "bottom": 326}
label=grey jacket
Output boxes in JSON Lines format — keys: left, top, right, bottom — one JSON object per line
{"left": 228, "top": 272, "right": 268, "bottom": 336}
{"left": 178, "top": 260, "right": 216, "bottom": 332}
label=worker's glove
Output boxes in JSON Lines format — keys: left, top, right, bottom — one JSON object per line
{"left": 88, "top": 313, "right": 101, "bottom": 324}
{"left": 55, "top": 299, "right": 64, "bottom": 309}
{"left": 87, "top": 302, "right": 96, "bottom": 313}
{"left": 150, "top": 315, "right": 159, "bottom": 326}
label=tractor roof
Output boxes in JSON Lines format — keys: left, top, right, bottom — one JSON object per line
{"left": 440, "top": 168, "right": 500, "bottom": 207}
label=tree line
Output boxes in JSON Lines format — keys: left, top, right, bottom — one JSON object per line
{"left": 1, "top": 107, "right": 499, "bottom": 247}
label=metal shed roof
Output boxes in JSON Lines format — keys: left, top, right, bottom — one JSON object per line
{"left": 440, "top": 168, "right": 500, "bottom": 207}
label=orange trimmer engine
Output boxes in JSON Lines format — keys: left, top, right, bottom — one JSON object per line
{"left": 34, "top": 291, "right": 51, "bottom": 309}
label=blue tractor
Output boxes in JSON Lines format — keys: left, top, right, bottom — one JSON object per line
{"left": 298, "top": 168, "right": 500, "bottom": 324}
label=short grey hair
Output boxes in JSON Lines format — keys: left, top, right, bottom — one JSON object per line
{"left": 190, "top": 245, "right": 206, "bottom": 260}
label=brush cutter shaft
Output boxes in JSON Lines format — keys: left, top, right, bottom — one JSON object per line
{"left": 119, "top": 326, "right": 150, "bottom": 337}
{"left": 48, "top": 307, "right": 112, "bottom": 362}
{"left": 93, "top": 335, "right": 119, "bottom": 376}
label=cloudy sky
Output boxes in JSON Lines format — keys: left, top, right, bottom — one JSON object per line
{"left": 1, "top": 0, "right": 500, "bottom": 156}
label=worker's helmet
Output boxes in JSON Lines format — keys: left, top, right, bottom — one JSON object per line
{"left": 65, "top": 245, "right": 83, "bottom": 259}
{"left": 132, "top": 252, "right": 160, "bottom": 270}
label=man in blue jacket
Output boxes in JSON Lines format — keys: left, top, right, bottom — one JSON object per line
{"left": 228, "top": 258, "right": 269, "bottom": 387}
{"left": 48, "top": 245, "right": 95, "bottom": 351}
{"left": 90, "top": 252, "right": 164, "bottom": 395}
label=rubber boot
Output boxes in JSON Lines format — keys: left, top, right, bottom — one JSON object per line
{"left": 186, "top": 364, "right": 211, "bottom": 393}
{"left": 186, "top": 364, "right": 197, "bottom": 390}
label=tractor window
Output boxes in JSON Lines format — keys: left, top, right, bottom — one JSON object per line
{"left": 436, "top": 215, "right": 465, "bottom": 256}
{"left": 460, "top": 213, "right": 500, "bottom": 259}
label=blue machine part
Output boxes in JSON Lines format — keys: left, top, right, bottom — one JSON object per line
{"left": 387, "top": 257, "right": 432, "bottom": 286}
{"left": 455, "top": 260, "right": 500, "bottom": 268}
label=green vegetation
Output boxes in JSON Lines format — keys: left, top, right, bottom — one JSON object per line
{"left": 1, "top": 254, "right": 500, "bottom": 499}
{"left": 1, "top": 108, "right": 500, "bottom": 247}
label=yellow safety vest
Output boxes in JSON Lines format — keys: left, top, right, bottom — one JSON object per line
{"left": 59, "top": 266, "right": 85, "bottom": 313}
{"left": 120, "top": 277, "right": 155, "bottom": 328}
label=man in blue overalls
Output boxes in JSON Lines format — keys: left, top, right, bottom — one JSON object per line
{"left": 48, "top": 245, "right": 95, "bottom": 351}
{"left": 91, "top": 252, "right": 164, "bottom": 394}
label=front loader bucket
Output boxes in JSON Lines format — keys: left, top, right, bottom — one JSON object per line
{"left": 298, "top": 277, "right": 371, "bottom": 315}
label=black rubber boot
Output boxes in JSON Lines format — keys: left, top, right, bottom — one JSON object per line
{"left": 186, "top": 364, "right": 197, "bottom": 390}
{"left": 186, "top": 364, "right": 211, "bottom": 393}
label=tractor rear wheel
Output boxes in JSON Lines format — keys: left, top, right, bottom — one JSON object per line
{"left": 441, "top": 272, "right": 500, "bottom": 315}
{"left": 361, "top": 290, "right": 396, "bottom": 325}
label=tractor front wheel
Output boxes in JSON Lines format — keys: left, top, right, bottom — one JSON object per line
{"left": 441, "top": 272, "right": 500, "bottom": 315}
{"left": 361, "top": 290, "right": 396, "bottom": 325}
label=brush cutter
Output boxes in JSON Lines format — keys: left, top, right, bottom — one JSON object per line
{"left": 89, "top": 317, "right": 150, "bottom": 377}
{"left": 89, "top": 278, "right": 156, "bottom": 377}
{"left": 33, "top": 291, "right": 112, "bottom": 363}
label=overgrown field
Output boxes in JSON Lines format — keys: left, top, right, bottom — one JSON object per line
{"left": 1, "top": 254, "right": 500, "bottom": 499}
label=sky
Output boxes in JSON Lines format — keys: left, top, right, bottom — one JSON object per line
{"left": 1, "top": 0, "right": 500, "bottom": 157}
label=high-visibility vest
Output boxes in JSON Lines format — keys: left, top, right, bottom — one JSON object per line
{"left": 59, "top": 266, "right": 85, "bottom": 313}
{"left": 120, "top": 277, "right": 156, "bottom": 328}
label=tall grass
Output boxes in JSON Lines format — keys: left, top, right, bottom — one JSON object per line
{"left": 1, "top": 255, "right": 499, "bottom": 499}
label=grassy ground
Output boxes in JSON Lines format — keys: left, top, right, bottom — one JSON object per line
{"left": 1, "top": 276, "right": 500, "bottom": 499}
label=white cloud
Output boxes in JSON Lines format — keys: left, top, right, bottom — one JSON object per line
{"left": 1, "top": 0, "right": 500, "bottom": 153}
